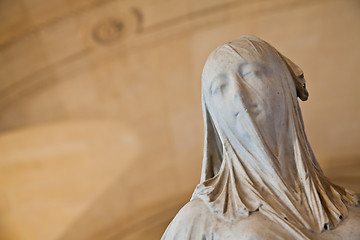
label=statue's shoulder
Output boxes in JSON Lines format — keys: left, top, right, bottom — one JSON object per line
{"left": 162, "top": 199, "right": 291, "bottom": 240}
{"left": 163, "top": 200, "right": 360, "bottom": 240}
{"left": 310, "top": 206, "right": 360, "bottom": 240}
{"left": 161, "top": 198, "right": 215, "bottom": 240}
{"left": 176, "top": 198, "right": 211, "bottom": 219}
{"left": 162, "top": 199, "right": 296, "bottom": 240}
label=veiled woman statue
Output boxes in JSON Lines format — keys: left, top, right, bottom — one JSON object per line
{"left": 162, "top": 35, "right": 360, "bottom": 240}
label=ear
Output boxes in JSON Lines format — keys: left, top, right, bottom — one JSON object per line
{"left": 279, "top": 53, "right": 309, "bottom": 101}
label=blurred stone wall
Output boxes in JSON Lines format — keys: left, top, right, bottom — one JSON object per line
{"left": 0, "top": 0, "right": 359, "bottom": 239}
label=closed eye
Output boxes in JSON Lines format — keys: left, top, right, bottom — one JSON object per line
{"left": 210, "top": 75, "right": 229, "bottom": 95}
{"left": 242, "top": 71, "right": 256, "bottom": 78}
{"left": 239, "top": 63, "right": 268, "bottom": 79}
{"left": 211, "top": 83, "right": 227, "bottom": 94}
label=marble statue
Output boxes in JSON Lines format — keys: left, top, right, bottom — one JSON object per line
{"left": 162, "top": 35, "right": 360, "bottom": 240}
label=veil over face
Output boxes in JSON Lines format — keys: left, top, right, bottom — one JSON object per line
{"left": 192, "top": 35, "right": 359, "bottom": 234}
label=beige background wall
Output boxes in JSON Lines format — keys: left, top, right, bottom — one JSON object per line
{"left": 0, "top": 0, "right": 359, "bottom": 239}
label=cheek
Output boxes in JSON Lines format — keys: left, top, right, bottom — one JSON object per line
{"left": 245, "top": 81, "right": 286, "bottom": 121}
{"left": 208, "top": 85, "right": 247, "bottom": 126}
{"left": 237, "top": 83, "right": 266, "bottom": 117}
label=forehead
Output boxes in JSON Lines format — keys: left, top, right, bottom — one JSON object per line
{"left": 203, "top": 41, "right": 292, "bottom": 84}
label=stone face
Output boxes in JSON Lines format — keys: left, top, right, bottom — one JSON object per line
{"left": 161, "top": 36, "right": 360, "bottom": 240}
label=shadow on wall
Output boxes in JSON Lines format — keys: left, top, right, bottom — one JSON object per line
{"left": 57, "top": 158, "right": 191, "bottom": 240}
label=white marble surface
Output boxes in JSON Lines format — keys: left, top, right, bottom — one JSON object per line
{"left": 162, "top": 35, "right": 360, "bottom": 240}
{"left": 163, "top": 198, "right": 360, "bottom": 240}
